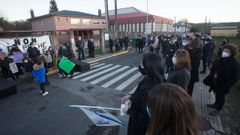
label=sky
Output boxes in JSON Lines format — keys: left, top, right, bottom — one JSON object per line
{"left": 0, "top": 0, "right": 239, "bottom": 23}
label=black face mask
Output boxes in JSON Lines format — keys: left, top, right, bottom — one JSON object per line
{"left": 139, "top": 65, "right": 146, "bottom": 75}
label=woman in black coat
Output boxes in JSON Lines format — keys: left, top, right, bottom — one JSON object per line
{"left": 121, "top": 53, "right": 165, "bottom": 135}
{"left": 207, "top": 44, "right": 239, "bottom": 116}
{"left": 167, "top": 49, "right": 191, "bottom": 91}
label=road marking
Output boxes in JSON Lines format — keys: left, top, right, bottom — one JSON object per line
{"left": 90, "top": 66, "right": 129, "bottom": 85}
{"left": 129, "top": 85, "right": 138, "bottom": 94}
{"left": 72, "top": 64, "right": 113, "bottom": 79}
{"left": 73, "top": 72, "right": 81, "bottom": 76}
{"left": 91, "top": 63, "right": 106, "bottom": 69}
{"left": 101, "top": 67, "right": 138, "bottom": 88}
{"left": 80, "top": 65, "right": 121, "bottom": 81}
{"left": 116, "top": 72, "right": 141, "bottom": 91}
{"left": 90, "top": 62, "right": 99, "bottom": 66}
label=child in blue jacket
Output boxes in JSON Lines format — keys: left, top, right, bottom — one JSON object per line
{"left": 32, "top": 57, "right": 48, "bottom": 96}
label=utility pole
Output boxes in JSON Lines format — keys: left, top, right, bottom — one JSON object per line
{"left": 146, "top": 0, "right": 149, "bottom": 34}
{"left": 104, "top": 0, "right": 109, "bottom": 32}
{"left": 114, "top": 0, "right": 118, "bottom": 39}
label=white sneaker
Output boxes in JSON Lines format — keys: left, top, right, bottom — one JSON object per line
{"left": 42, "top": 91, "right": 49, "bottom": 96}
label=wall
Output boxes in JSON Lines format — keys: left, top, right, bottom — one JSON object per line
{"left": 31, "top": 16, "right": 56, "bottom": 31}
{"left": 211, "top": 29, "right": 239, "bottom": 37}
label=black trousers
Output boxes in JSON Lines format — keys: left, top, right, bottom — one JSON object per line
{"left": 40, "top": 83, "right": 46, "bottom": 93}
{"left": 214, "top": 90, "right": 225, "bottom": 111}
{"left": 187, "top": 80, "right": 195, "bottom": 96}
{"left": 78, "top": 48, "right": 85, "bottom": 60}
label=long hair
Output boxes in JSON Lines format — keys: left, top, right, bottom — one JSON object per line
{"left": 147, "top": 83, "right": 199, "bottom": 135}
{"left": 175, "top": 49, "right": 191, "bottom": 70}
{"left": 142, "top": 53, "right": 164, "bottom": 85}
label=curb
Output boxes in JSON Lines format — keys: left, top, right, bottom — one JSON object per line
{"left": 46, "top": 50, "right": 129, "bottom": 75}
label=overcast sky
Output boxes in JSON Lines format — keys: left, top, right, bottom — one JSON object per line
{"left": 0, "top": 0, "right": 239, "bottom": 23}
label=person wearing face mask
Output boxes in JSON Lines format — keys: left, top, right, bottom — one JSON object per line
{"left": 121, "top": 53, "right": 164, "bottom": 135}
{"left": 167, "top": 49, "right": 191, "bottom": 91}
{"left": 207, "top": 44, "right": 239, "bottom": 116}
{"left": 201, "top": 37, "right": 213, "bottom": 74}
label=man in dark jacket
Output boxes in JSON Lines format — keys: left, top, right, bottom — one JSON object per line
{"left": 109, "top": 38, "right": 113, "bottom": 53}
{"left": 124, "top": 36, "right": 129, "bottom": 50}
{"left": 207, "top": 44, "right": 239, "bottom": 116}
{"left": 119, "top": 37, "right": 124, "bottom": 51}
{"left": 88, "top": 39, "right": 95, "bottom": 58}
{"left": 186, "top": 34, "right": 202, "bottom": 96}
{"left": 75, "top": 36, "right": 85, "bottom": 60}
{"left": 201, "top": 37, "right": 213, "bottom": 73}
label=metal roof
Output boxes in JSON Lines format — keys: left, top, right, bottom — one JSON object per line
{"left": 103, "top": 7, "right": 143, "bottom": 16}
{"left": 29, "top": 10, "right": 102, "bottom": 20}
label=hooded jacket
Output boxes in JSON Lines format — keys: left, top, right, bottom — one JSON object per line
{"left": 32, "top": 63, "right": 46, "bottom": 84}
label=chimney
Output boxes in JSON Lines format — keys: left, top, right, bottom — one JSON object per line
{"left": 98, "top": 9, "right": 102, "bottom": 17}
{"left": 30, "top": 9, "right": 35, "bottom": 19}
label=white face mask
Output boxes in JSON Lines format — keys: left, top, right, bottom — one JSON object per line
{"left": 182, "top": 41, "right": 187, "bottom": 46}
{"left": 172, "top": 57, "right": 177, "bottom": 65}
{"left": 222, "top": 51, "right": 230, "bottom": 58}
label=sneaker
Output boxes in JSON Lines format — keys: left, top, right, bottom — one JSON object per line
{"left": 42, "top": 91, "right": 49, "bottom": 96}
{"left": 209, "top": 110, "right": 220, "bottom": 116}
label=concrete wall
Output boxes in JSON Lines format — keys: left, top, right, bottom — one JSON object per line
{"left": 211, "top": 29, "right": 239, "bottom": 37}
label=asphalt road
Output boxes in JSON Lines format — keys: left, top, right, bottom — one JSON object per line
{"left": 0, "top": 51, "right": 144, "bottom": 135}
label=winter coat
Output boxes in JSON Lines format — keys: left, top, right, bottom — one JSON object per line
{"left": 27, "top": 47, "right": 40, "bottom": 58}
{"left": 213, "top": 57, "right": 238, "bottom": 94}
{"left": 202, "top": 42, "right": 212, "bottom": 60}
{"left": 12, "top": 51, "right": 24, "bottom": 63}
{"left": 167, "top": 67, "right": 190, "bottom": 91}
{"left": 32, "top": 63, "right": 46, "bottom": 84}
{"left": 44, "top": 54, "right": 53, "bottom": 63}
{"left": 187, "top": 47, "right": 201, "bottom": 82}
{"left": 127, "top": 77, "right": 154, "bottom": 135}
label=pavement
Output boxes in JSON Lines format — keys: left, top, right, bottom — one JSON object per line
{"left": 0, "top": 48, "right": 238, "bottom": 135}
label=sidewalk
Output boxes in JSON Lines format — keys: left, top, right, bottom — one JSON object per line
{"left": 193, "top": 73, "right": 224, "bottom": 135}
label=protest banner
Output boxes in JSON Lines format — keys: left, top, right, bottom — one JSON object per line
{"left": 0, "top": 35, "right": 51, "bottom": 54}
{"left": 69, "top": 105, "right": 125, "bottom": 127}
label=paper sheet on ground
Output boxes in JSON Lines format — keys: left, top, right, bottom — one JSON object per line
{"left": 69, "top": 105, "right": 125, "bottom": 127}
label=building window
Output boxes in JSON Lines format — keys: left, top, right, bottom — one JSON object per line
{"left": 92, "top": 20, "right": 100, "bottom": 24}
{"left": 57, "top": 18, "right": 60, "bottom": 22}
{"left": 65, "top": 18, "right": 68, "bottom": 23}
{"left": 40, "top": 20, "right": 43, "bottom": 26}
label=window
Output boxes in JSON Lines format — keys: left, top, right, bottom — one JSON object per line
{"left": 40, "top": 20, "right": 43, "bottom": 26}
{"left": 57, "top": 18, "right": 60, "bottom": 22}
{"left": 65, "top": 18, "right": 68, "bottom": 23}
{"left": 92, "top": 21, "right": 100, "bottom": 24}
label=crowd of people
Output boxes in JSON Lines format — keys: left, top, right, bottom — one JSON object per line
{"left": 121, "top": 33, "right": 239, "bottom": 135}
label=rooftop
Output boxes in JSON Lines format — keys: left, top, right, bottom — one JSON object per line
{"left": 30, "top": 10, "right": 102, "bottom": 20}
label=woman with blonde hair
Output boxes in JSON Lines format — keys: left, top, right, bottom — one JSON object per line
{"left": 167, "top": 49, "right": 191, "bottom": 91}
{"left": 146, "top": 83, "right": 199, "bottom": 135}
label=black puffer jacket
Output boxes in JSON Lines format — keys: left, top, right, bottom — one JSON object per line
{"left": 127, "top": 77, "right": 155, "bottom": 135}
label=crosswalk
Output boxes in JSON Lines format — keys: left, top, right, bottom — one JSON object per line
{"left": 71, "top": 62, "right": 143, "bottom": 92}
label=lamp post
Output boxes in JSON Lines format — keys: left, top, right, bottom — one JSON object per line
{"left": 114, "top": 0, "right": 118, "bottom": 39}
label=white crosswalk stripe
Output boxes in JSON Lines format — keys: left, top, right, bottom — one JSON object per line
{"left": 72, "top": 64, "right": 113, "bottom": 79}
{"left": 90, "top": 66, "right": 129, "bottom": 85}
{"left": 116, "top": 72, "right": 141, "bottom": 91}
{"left": 129, "top": 85, "right": 138, "bottom": 94}
{"left": 73, "top": 72, "right": 81, "bottom": 76}
{"left": 101, "top": 67, "right": 138, "bottom": 88}
{"left": 80, "top": 65, "right": 121, "bottom": 81}
{"left": 91, "top": 63, "right": 106, "bottom": 69}
{"left": 90, "top": 62, "right": 99, "bottom": 66}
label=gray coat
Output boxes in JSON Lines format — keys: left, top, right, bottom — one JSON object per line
{"left": 167, "top": 67, "right": 190, "bottom": 91}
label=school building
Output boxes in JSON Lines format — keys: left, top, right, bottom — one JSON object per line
{"left": 107, "top": 7, "right": 174, "bottom": 38}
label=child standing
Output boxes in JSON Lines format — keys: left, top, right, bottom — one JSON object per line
{"left": 32, "top": 57, "right": 48, "bottom": 96}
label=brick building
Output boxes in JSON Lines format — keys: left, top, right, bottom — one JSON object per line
{"left": 30, "top": 10, "right": 106, "bottom": 56}
{"left": 107, "top": 7, "right": 174, "bottom": 38}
